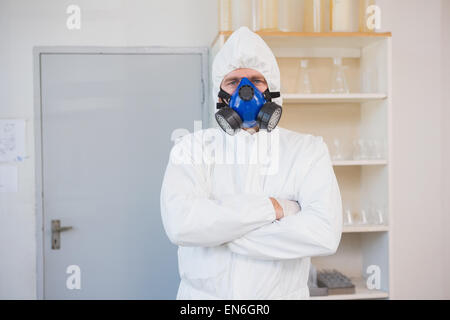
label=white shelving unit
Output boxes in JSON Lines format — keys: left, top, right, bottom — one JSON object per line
{"left": 211, "top": 31, "right": 392, "bottom": 300}
{"left": 332, "top": 159, "right": 387, "bottom": 166}
{"left": 343, "top": 225, "right": 389, "bottom": 233}
{"left": 310, "top": 278, "right": 389, "bottom": 300}
{"left": 283, "top": 93, "right": 387, "bottom": 104}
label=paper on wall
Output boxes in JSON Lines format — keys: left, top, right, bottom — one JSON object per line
{"left": 0, "top": 119, "right": 26, "bottom": 162}
{"left": 0, "top": 165, "right": 18, "bottom": 192}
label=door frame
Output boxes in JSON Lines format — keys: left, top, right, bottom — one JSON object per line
{"left": 33, "top": 46, "right": 210, "bottom": 299}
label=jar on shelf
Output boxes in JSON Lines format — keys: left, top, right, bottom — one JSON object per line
{"left": 219, "top": 0, "right": 232, "bottom": 31}
{"left": 232, "top": 0, "right": 253, "bottom": 31}
{"left": 278, "top": 0, "right": 303, "bottom": 32}
{"left": 330, "top": 0, "right": 358, "bottom": 32}
{"left": 259, "top": 0, "right": 279, "bottom": 31}
{"left": 303, "top": 0, "right": 327, "bottom": 32}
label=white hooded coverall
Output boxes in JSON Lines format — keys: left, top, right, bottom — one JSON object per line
{"left": 160, "top": 27, "right": 342, "bottom": 300}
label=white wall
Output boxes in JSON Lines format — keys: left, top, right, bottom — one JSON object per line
{"left": 441, "top": 0, "right": 450, "bottom": 300}
{"left": 377, "top": 0, "right": 449, "bottom": 299}
{"left": 0, "top": 0, "right": 218, "bottom": 299}
{"left": 0, "top": 0, "right": 449, "bottom": 299}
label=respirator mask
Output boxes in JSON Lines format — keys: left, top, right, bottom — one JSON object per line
{"left": 215, "top": 77, "right": 282, "bottom": 136}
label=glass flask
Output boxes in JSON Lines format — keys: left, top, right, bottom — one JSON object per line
{"left": 343, "top": 208, "right": 353, "bottom": 226}
{"left": 331, "top": 138, "right": 344, "bottom": 161}
{"left": 352, "top": 138, "right": 369, "bottom": 160}
{"left": 358, "top": 209, "right": 369, "bottom": 225}
{"left": 296, "top": 59, "right": 313, "bottom": 93}
{"left": 330, "top": 57, "right": 349, "bottom": 93}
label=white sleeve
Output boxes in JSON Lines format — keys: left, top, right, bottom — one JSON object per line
{"left": 226, "top": 138, "right": 343, "bottom": 260}
{"left": 160, "top": 134, "right": 276, "bottom": 248}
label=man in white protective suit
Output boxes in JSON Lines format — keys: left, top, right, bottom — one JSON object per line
{"left": 160, "top": 26, "right": 343, "bottom": 300}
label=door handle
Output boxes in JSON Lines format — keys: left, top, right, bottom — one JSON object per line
{"left": 51, "top": 219, "right": 73, "bottom": 250}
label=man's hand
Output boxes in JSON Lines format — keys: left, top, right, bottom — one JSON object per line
{"left": 269, "top": 197, "right": 301, "bottom": 220}
{"left": 269, "top": 197, "right": 284, "bottom": 220}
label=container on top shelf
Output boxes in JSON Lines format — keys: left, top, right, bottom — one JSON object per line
{"left": 231, "top": 0, "right": 254, "bottom": 31}
{"left": 259, "top": 0, "right": 279, "bottom": 31}
{"left": 219, "top": 0, "right": 232, "bottom": 32}
{"left": 278, "top": 0, "right": 303, "bottom": 32}
{"left": 330, "top": 0, "right": 359, "bottom": 32}
{"left": 303, "top": 0, "right": 329, "bottom": 32}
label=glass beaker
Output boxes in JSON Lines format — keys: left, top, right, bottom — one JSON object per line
{"left": 352, "top": 139, "right": 369, "bottom": 160}
{"left": 343, "top": 208, "right": 353, "bottom": 226}
{"left": 358, "top": 209, "right": 369, "bottom": 225}
{"left": 331, "top": 138, "right": 344, "bottom": 161}
{"left": 296, "top": 59, "right": 313, "bottom": 93}
{"left": 330, "top": 57, "right": 349, "bottom": 93}
{"left": 219, "top": 0, "right": 232, "bottom": 31}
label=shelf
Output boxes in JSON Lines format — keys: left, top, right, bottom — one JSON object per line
{"left": 343, "top": 225, "right": 389, "bottom": 233}
{"left": 332, "top": 160, "right": 387, "bottom": 166}
{"left": 219, "top": 31, "right": 392, "bottom": 37}
{"left": 283, "top": 93, "right": 387, "bottom": 104}
{"left": 213, "top": 31, "right": 392, "bottom": 58}
{"left": 310, "top": 278, "right": 389, "bottom": 300}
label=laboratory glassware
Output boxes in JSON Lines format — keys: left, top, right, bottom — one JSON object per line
{"left": 343, "top": 208, "right": 353, "bottom": 226}
{"left": 352, "top": 138, "right": 369, "bottom": 160}
{"left": 331, "top": 138, "right": 344, "bottom": 161}
{"left": 330, "top": 57, "right": 349, "bottom": 93}
{"left": 358, "top": 209, "right": 369, "bottom": 225}
{"left": 296, "top": 59, "right": 313, "bottom": 93}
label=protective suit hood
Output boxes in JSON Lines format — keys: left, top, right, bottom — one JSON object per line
{"left": 212, "top": 26, "right": 283, "bottom": 107}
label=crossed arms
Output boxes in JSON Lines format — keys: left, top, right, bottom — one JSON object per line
{"left": 160, "top": 134, "right": 342, "bottom": 260}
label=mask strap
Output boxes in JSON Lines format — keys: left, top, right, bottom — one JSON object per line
{"left": 217, "top": 88, "right": 231, "bottom": 109}
{"left": 218, "top": 89, "right": 231, "bottom": 101}
{"left": 263, "top": 89, "right": 281, "bottom": 102}
{"left": 216, "top": 102, "right": 227, "bottom": 109}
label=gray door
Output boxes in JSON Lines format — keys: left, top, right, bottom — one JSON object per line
{"left": 36, "top": 49, "right": 207, "bottom": 299}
